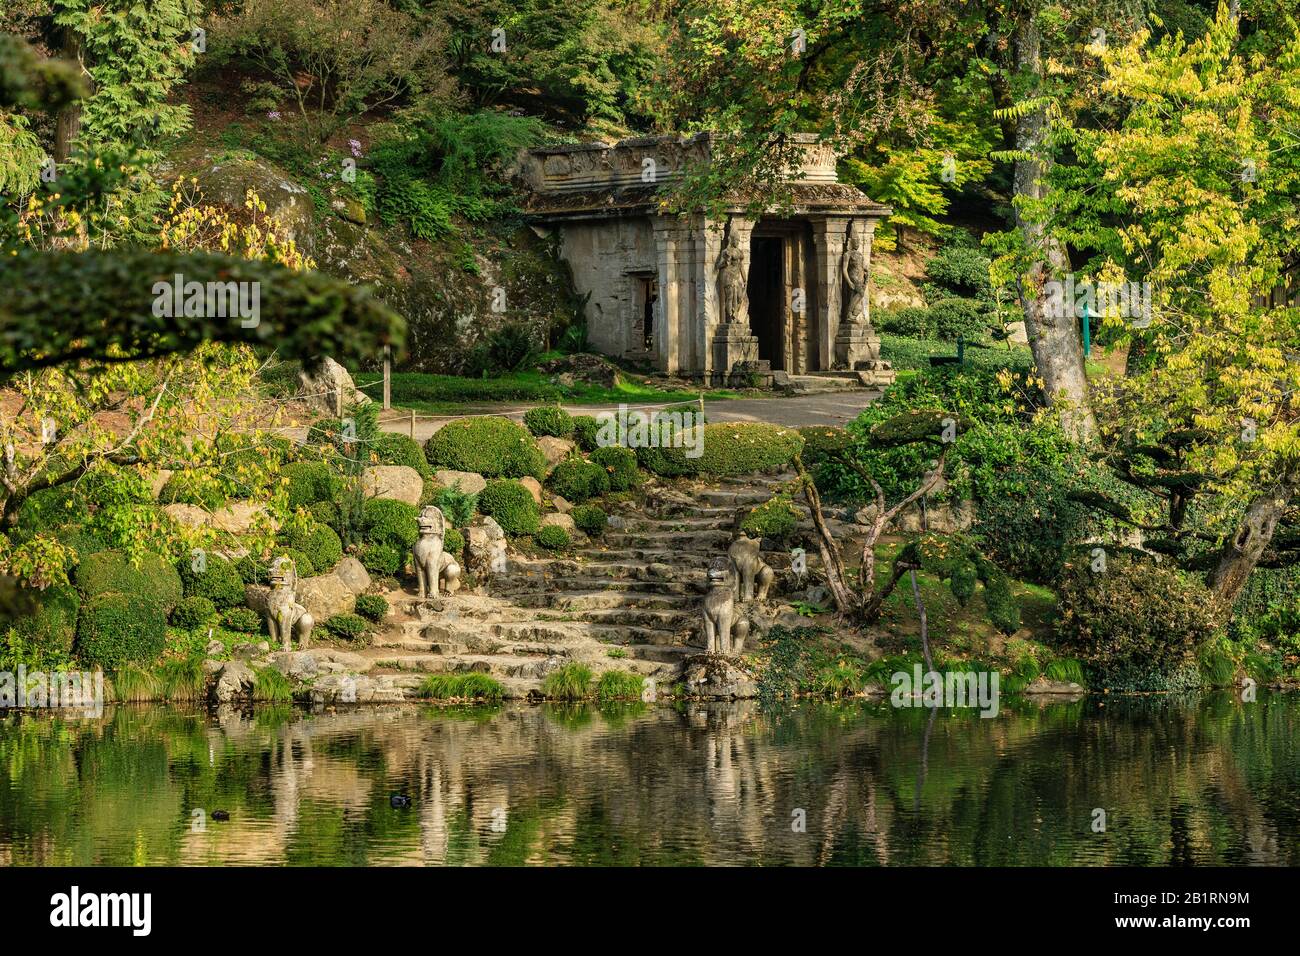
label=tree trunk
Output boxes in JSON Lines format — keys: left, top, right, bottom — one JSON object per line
{"left": 53, "top": 28, "right": 83, "bottom": 163}
{"left": 1209, "top": 485, "right": 1293, "bottom": 608}
{"left": 1011, "top": 15, "right": 1097, "bottom": 443}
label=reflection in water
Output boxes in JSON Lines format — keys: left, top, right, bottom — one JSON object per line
{"left": 1, "top": 693, "right": 1298, "bottom": 866}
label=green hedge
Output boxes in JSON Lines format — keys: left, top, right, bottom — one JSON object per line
{"left": 75, "top": 551, "right": 183, "bottom": 613}
{"left": 220, "top": 606, "right": 263, "bottom": 634}
{"left": 524, "top": 404, "right": 574, "bottom": 438}
{"left": 1, "top": 584, "right": 80, "bottom": 655}
{"left": 178, "top": 554, "right": 245, "bottom": 609}
{"left": 278, "top": 520, "right": 343, "bottom": 574}
{"left": 477, "top": 480, "right": 540, "bottom": 536}
{"left": 571, "top": 504, "right": 607, "bottom": 536}
{"left": 354, "top": 594, "right": 389, "bottom": 623}
{"left": 362, "top": 499, "right": 419, "bottom": 552}
{"left": 171, "top": 595, "right": 217, "bottom": 630}
{"left": 590, "top": 445, "right": 639, "bottom": 491}
{"left": 360, "top": 542, "right": 403, "bottom": 576}
{"left": 76, "top": 592, "right": 167, "bottom": 668}
{"left": 741, "top": 495, "right": 800, "bottom": 543}
{"left": 1056, "top": 556, "right": 1225, "bottom": 677}
{"left": 284, "top": 461, "right": 342, "bottom": 510}
{"left": 572, "top": 415, "right": 600, "bottom": 452}
{"left": 547, "top": 459, "right": 610, "bottom": 503}
{"left": 694, "top": 423, "right": 803, "bottom": 476}
{"left": 536, "top": 525, "right": 571, "bottom": 550}
{"left": 423, "top": 416, "right": 545, "bottom": 479}
{"left": 323, "top": 613, "right": 369, "bottom": 643}
{"left": 371, "top": 432, "right": 433, "bottom": 480}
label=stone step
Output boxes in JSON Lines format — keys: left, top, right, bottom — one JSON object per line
{"left": 507, "top": 589, "right": 696, "bottom": 612}
{"left": 695, "top": 490, "right": 776, "bottom": 508}
{"left": 567, "top": 548, "right": 714, "bottom": 568}
{"left": 510, "top": 557, "right": 708, "bottom": 583}
{"left": 496, "top": 576, "right": 704, "bottom": 596}
{"left": 602, "top": 529, "right": 733, "bottom": 549}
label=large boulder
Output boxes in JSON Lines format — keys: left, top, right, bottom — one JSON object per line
{"left": 681, "top": 655, "right": 758, "bottom": 700}
{"left": 536, "top": 353, "right": 622, "bottom": 388}
{"left": 536, "top": 436, "right": 575, "bottom": 470}
{"left": 210, "top": 501, "right": 273, "bottom": 534}
{"left": 212, "top": 660, "right": 256, "bottom": 704}
{"left": 299, "top": 357, "right": 370, "bottom": 415}
{"left": 163, "top": 503, "right": 208, "bottom": 528}
{"left": 296, "top": 573, "right": 356, "bottom": 620}
{"left": 434, "top": 469, "right": 487, "bottom": 496}
{"left": 466, "top": 517, "right": 507, "bottom": 577}
{"left": 272, "top": 651, "right": 319, "bottom": 681}
{"left": 540, "top": 512, "right": 576, "bottom": 534}
{"left": 362, "top": 465, "right": 423, "bottom": 506}
{"left": 333, "top": 557, "right": 371, "bottom": 595}
{"left": 519, "top": 476, "right": 543, "bottom": 506}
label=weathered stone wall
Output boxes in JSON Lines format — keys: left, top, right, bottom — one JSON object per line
{"left": 557, "top": 217, "right": 657, "bottom": 360}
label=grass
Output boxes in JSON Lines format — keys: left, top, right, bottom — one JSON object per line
{"left": 879, "top": 333, "right": 1035, "bottom": 374}
{"left": 253, "top": 667, "right": 295, "bottom": 703}
{"left": 108, "top": 664, "right": 160, "bottom": 703}
{"left": 354, "top": 358, "right": 736, "bottom": 415}
{"left": 417, "top": 672, "right": 505, "bottom": 703}
{"left": 157, "top": 655, "right": 206, "bottom": 702}
{"left": 540, "top": 662, "right": 593, "bottom": 700}
{"left": 595, "top": 669, "right": 644, "bottom": 701}
{"left": 1044, "top": 657, "right": 1085, "bottom": 685}
{"left": 814, "top": 661, "right": 864, "bottom": 697}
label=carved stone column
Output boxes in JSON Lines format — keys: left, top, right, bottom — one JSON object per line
{"left": 693, "top": 216, "right": 727, "bottom": 380}
{"left": 810, "top": 217, "right": 849, "bottom": 370}
{"left": 651, "top": 217, "right": 687, "bottom": 374}
{"left": 834, "top": 219, "right": 894, "bottom": 384}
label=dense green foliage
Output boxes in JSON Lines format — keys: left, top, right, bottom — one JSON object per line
{"left": 361, "top": 499, "right": 419, "bottom": 553}
{"left": 589, "top": 446, "right": 638, "bottom": 491}
{"left": 76, "top": 592, "right": 166, "bottom": 668}
{"left": 178, "top": 555, "right": 245, "bottom": 609}
{"left": 536, "top": 525, "right": 571, "bottom": 551}
{"left": 547, "top": 459, "right": 610, "bottom": 503}
{"left": 354, "top": 594, "right": 389, "bottom": 623}
{"left": 1056, "top": 557, "right": 1226, "bottom": 678}
{"left": 570, "top": 504, "right": 607, "bottom": 537}
{"left": 741, "top": 495, "right": 800, "bottom": 545}
{"left": 171, "top": 595, "right": 217, "bottom": 631}
{"left": 75, "top": 551, "right": 183, "bottom": 613}
{"left": 523, "top": 404, "right": 574, "bottom": 438}
{"left": 476, "top": 480, "right": 540, "bottom": 536}
{"left": 424, "top": 416, "right": 545, "bottom": 479}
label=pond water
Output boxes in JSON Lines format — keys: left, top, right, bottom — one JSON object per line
{"left": 1, "top": 694, "right": 1297, "bottom": 866}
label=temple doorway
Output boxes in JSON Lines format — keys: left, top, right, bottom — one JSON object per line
{"left": 747, "top": 236, "right": 785, "bottom": 370}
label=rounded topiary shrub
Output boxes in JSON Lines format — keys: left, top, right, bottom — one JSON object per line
{"left": 571, "top": 504, "right": 607, "bottom": 536}
{"left": 354, "top": 594, "right": 389, "bottom": 623}
{"left": 423, "top": 416, "right": 545, "bottom": 479}
{"left": 279, "top": 521, "right": 343, "bottom": 574}
{"left": 572, "top": 415, "right": 600, "bottom": 452}
{"left": 308, "top": 499, "right": 343, "bottom": 534}
{"left": 220, "top": 606, "right": 263, "bottom": 634}
{"left": 284, "top": 461, "right": 342, "bottom": 510}
{"left": 444, "top": 527, "right": 465, "bottom": 555}
{"left": 693, "top": 423, "right": 804, "bottom": 477}
{"left": 371, "top": 432, "right": 433, "bottom": 479}
{"left": 797, "top": 426, "right": 851, "bottom": 467}
{"left": 524, "top": 404, "right": 575, "bottom": 439}
{"left": 171, "top": 595, "right": 217, "bottom": 630}
{"left": 536, "top": 525, "right": 571, "bottom": 551}
{"left": 360, "top": 542, "right": 403, "bottom": 576}
{"left": 477, "top": 480, "right": 540, "bottom": 536}
{"left": 323, "top": 613, "right": 369, "bottom": 643}
{"left": 547, "top": 459, "right": 610, "bottom": 503}
{"left": 590, "top": 446, "right": 639, "bottom": 491}
{"left": 928, "top": 297, "right": 986, "bottom": 341}
{"left": 76, "top": 592, "right": 166, "bottom": 668}
{"left": 178, "top": 554, "right": 245, "bottom": 609}
{"left": 1055, "top": 556, "right": 1226, "bottom": 677}
{"left": 3, "top": 584, "right": 80, "bottom": 655}
{"left": 741, "top": 495, "right": 800, "bottom": 544}
{"left": 362, "top": 499, "right": 419, "bottom": 552}
{"left": 75, "top": 551, "right": 183, "bottom": 613}
{"left": 15, "top": 486, "right": 85, "bottom": 535}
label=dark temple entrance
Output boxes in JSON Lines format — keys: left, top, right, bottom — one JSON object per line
{"left": 747, "top": 236, "right": 785, "bottom": 370}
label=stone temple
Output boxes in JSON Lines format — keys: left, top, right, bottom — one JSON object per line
{"left": 520, "top": 134, "right": 895, "bottom": 386}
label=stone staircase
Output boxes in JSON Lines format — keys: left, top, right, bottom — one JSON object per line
{"left": 359, "top": 471, "right": 802, "bottom": 698}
